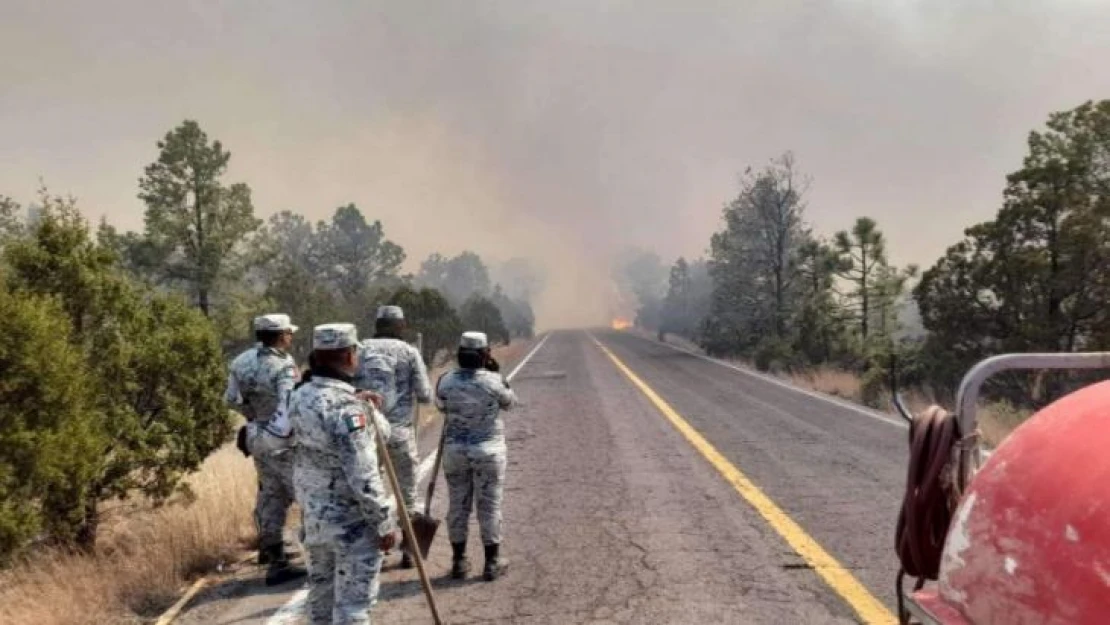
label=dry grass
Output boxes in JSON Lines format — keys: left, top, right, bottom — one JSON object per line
{"left": 786, "top": 367, "right": 863, "bottom": 401}
{"left": 0, "top": 444, "right": 257, "bottom": 625}
{"left": 783, "top": 367, "right": 1033, "bottom": 447}
{"left": 976, "top": 401, "right": 1033, "bottom": 447}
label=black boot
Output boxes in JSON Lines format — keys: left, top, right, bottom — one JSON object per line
{"left": 483, "top": 543, "right": 508, "bottom": 581}
{"left": 400, "top": 534, "right": 414, "bottom": 570}
{"left": 265, "top": 544, "right": 307, "bottom": 586}
{"left": 257, "top": 544, "right": 275, "bottom": 566}
{"left": 450, "top": 541, "right": 470, "bottom": 579}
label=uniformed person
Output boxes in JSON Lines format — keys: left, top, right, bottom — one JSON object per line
{"left": 260, "top": 351, "right": 393, "bottom": 600}
{"left": 289, "top": 323, "right": 398, "bottom": 625}
{"left": 224, "top": 314, "right": 307, "bottom": 585}
{"left": 354, "top": 305, "right": 432, "bottom": 569}
{"left": 437, "top": 331, "right": 517, "bottom": 581}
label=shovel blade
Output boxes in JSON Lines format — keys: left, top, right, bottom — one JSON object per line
{"left": 412, "top": 513, "right": 441, "bottom": 559}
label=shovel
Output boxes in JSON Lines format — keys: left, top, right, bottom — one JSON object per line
{"left": 366, "top": 402, "right": 443, "bottom": 625}
{"left": 412, "top": 417, "right": 446, "bottom": 560}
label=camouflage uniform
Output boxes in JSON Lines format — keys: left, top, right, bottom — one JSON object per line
{"left": 290, "top": 370, "right": 396, "bottom": 624}
{"left": 436, "top": 367, "right": 517, "bottom": 546}
{"left": 353, "top": 336, "right": 431, "bottom": 510}
{"left": 225, "top": 344, "right": 299, "bottom": 553}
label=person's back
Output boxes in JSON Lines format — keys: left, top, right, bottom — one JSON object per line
{"left": 438, "top": 368, "right": 516, "bottom": 445}
{"left": 355, "top": 336, "right": 431, "bottom": 424}
{"left": 289, "top": 376, "right": 390, "bottom": 533}
{"left": 289, "top": 322, "right": 397, "bottom": 624}
{"left": 353, "top": 339, "right": 401, "bottom": 416}
{"left": 228, "top": 345, "right": 297, "bottom": 424}
{"left": 438, "top": 331, "right": 516, "bottom": 582}
{"left": 352, "top": 306, "right": 433, "bottom": 571}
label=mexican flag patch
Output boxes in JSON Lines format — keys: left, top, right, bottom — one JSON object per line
{"left": 344, "top": 412, "right": 368, "bottom": 433}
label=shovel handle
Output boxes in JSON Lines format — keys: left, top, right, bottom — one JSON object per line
{"left": 425, "top": 425, "right": 447, "bottom": 517}
{"left": 425, "top": 371, "right": 451, "bottom": 518}
{"left": 368, "top": 406, "right": 443, "bottom": 625}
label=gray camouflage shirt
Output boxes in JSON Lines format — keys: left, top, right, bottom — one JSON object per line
{"left": 225, "top": 345, "right": 299, "bottom": 423}
{"left": 353, "top": 337, "right": 432, "bottom": 428}
{"left": 288, "top": 376, "right": 396, "bottom": 539}
{"left": 436, "top": 369, "right": 517, "bottom": 445}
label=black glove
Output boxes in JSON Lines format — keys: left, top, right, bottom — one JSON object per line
{"left": 485, "top": 356, "right": 501, "bottom": 373}
{"left": 236, "top": 425, "right": 251, "bottom": 458}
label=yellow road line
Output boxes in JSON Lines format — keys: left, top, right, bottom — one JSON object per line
{"left": 592, "top": 336, "right": 896, "bottom": 625}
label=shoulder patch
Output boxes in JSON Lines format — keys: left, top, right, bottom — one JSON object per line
{"left": 344, "top": 412, "right": 368, "bottom": 433}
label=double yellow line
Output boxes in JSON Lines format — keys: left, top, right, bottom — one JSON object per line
{"left": 592, "top": 336, "right": 896, "bottom": 625}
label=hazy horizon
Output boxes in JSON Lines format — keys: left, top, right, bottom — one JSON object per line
{"left": 4, "top": 1, "right": 1109, "bottom": 328}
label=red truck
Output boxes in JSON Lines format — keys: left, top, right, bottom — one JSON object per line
{"left": 895, "top": 353, "right": 1110, "bottom": 625}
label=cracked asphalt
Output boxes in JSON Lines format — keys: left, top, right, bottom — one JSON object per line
{"left": 176, "top": 330, "right": 905, "bottom": 624}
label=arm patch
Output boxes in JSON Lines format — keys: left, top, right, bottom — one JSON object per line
{"left": 344, "top": 412, "right": 368, "bottom": 433}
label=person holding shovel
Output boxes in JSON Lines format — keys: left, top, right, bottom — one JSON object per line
{"left": 288, "top": 323, "right": 398, "bottom": 624}
{"left": 436, "top": 331, "right": 517, "bottom": 581}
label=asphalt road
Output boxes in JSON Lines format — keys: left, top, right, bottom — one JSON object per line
{"left": 176, "top": 329, "right": 908, "bottom": 624}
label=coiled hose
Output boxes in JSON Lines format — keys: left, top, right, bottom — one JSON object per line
{"left": 894, "top": 405, "right": 978, "bottom": 625}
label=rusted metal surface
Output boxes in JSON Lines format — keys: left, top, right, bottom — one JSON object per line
{"left": 934, "top": 379, "right": 1110, "bottom": 624}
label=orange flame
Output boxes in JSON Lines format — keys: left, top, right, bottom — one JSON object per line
{"left": 611, "top": 317, "right": 632, "bottom": 330}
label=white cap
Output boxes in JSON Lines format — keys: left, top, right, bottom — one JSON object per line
{"left": 376, "top": 305, "right": 404, "bottom": 321}
{"left": 459, "top": 331, "right": 489, "bottom": 350}
{"left": 313, "top": 323, "right": 359, "bottom": 350}
{"left": 254, "top": 314, "right": 298, "bottom": 333}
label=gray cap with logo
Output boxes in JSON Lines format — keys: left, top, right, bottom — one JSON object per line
{"left": 254, "top": 313, "right": 298, "bottom": 333}
{"left": 313, "top": 323, "right": 359, "bottom": 350}
{"left": 459, "top": 331, "right": 489, "bottom": 350}
{"left": 376, "top": 305, "right": 404, "bottom": 321}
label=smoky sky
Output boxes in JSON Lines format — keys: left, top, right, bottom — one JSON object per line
{"left": 2, "top": 1, "right": 1109, "bottom": 327}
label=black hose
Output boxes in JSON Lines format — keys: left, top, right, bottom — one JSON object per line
{"left": 894, "top": 405, "right": 972, "bottom": 624}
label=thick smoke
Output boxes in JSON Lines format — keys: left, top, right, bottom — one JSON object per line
{"left": 2, "top": 1, "right": 1109, "bottom": 328}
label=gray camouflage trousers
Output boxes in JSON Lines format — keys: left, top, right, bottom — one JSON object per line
{"left": 443, "top": 440, "right": 507, "bottom": 545}
{"left": 386, "top": 426, "right": 418, "bottom": 512}
{"left": 305, "top": 520, "right": 384, "bottom": 625}
{"left": 253, "top": 450, "right": 296, "bottom": 550}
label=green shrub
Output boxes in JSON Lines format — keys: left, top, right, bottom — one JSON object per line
{"left": 1, "top": 197, "right": 232, "bottom": 555}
